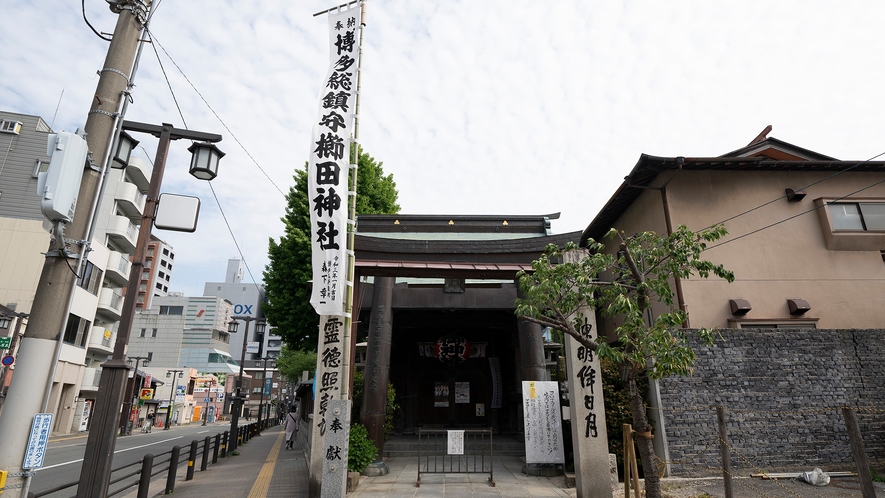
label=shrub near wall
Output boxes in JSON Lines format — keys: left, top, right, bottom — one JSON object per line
{"left": 658, "top": 328, "right": 885, "bottom": 476}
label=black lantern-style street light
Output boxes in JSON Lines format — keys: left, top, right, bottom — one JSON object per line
{"left": 78, "top": 121, "right": 223, "bottom": 497}
{"left": 187, "top": 141, "right": 225, "bottom": 180}
{"left": 111, "top": 130, "right": 138, "bottom": 168}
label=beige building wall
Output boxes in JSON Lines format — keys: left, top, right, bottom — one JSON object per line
{"left": 0, "top": 218, "right": 48, "bottom": 312}
{"left": 601, "top": 168, "right": 885, "bottom": 330}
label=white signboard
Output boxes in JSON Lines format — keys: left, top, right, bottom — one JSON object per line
{"left": 522, "top": 381, "right": 565, "bottom": 464}
{"left": 447, "top": 430, "right": 465, "bottom": 455}
{"left": 23, "top": 413, "right": 53, "bottom": 469}
{"left": 246, "top": 341, "right": 260, "bottom": 354}
{"left": 308, "top": 5, "right": 362, "bottom": 316}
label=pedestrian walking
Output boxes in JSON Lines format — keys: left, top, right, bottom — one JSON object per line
{"left": 285, "top": 403, "right": 299, "bottom": 449}
{"left": 143, "top": 411, "right": 154, "bottom": 433}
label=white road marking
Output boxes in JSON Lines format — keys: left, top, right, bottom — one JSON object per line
{"left": 35, "top": 436, "right": 184, "bottom": 471}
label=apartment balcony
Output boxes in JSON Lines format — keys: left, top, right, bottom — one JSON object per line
{"left": 87, "top": 325, "right": 114, "bottom": 354}
{"left": 126, "top": 156, "right": 151, "bottom": 191}
{"left": 81, "top": 367, "right": 101, "bottom": 392}
{"left": 105, "top": 250, "right": 131, "bottom": 286}
{"left": 97, "top": 288, "right": 124, "bottom": 320}
{"left": 106, "top": 215, "right": 138, "bottom": 254}
{"left": 114, "top": 182, "right": 146, "bottom": 222}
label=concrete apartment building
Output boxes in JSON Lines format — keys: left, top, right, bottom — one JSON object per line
{"left": 0, "top": 110, "right": 158, "bottom": 433}
{"left": 127, "top": 295, "right": 239, "bottom": 374}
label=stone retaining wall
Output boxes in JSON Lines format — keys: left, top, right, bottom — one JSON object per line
{"left": 658, "top": 328, "right": 885, "bottom": 476}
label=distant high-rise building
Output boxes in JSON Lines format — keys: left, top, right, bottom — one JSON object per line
{"left": 203, "top": 259, "right": 280, "bottom": 361}
{"left": 137, "top": 235, "right": 174, "bottom": 311}
{"left": 128, "top": 295, "right": 239, "bottom": 374}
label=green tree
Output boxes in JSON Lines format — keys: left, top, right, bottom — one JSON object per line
{"left": 274, "top": 345, "right": 317, "bottom": 381}
{"left": 263, "top": 148, "right": 400, "bottom": 350}
{"left": 515, "top": 225, "right": 733, "bottom": 498}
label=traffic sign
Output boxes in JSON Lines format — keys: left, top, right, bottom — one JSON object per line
{"left": 1, "top": 355, "right": 13, "bottom": 366}
{"left": 0, "top": 336, "right": 11, "bottom": 349}
{"left": 23, "top": 413, "right": 53, "bottom": 469}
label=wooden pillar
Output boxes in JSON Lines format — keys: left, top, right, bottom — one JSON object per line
{"left": 360, "top": 276, "right": 394, "bottom": 475}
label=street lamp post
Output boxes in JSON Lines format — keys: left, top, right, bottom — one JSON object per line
{"left": 257, "top": 356, "right": 276, "bottom": 432}
{"left": 164, "top": 369, "right": 184, "bottom": 430}
{"left": 76, "top": 121, "right": 223, "bottom": 498}
{"left": 122, "top": 356, "right": 149, "bottom": 435}
{"left": 227, "top": 316, "right": 265, "bottom": 451}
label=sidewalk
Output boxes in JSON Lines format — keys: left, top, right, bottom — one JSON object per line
{"left": 133, "top": 425, "right": 885, "bottom": 498}
{"left": 150, "top": 425, "right": 574, "bottom": 498}
{"left": 139, "top": 424, "right": 308, "bottom": 498}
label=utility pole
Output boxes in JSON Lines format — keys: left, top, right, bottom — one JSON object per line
{"left": 0, "top": 2, "right": 148, "bottom": 496}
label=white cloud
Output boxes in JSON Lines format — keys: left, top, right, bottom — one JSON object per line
{"left": 2, "top": 0, "right": 885, "bottom": 292}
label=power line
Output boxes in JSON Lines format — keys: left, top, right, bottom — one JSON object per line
{"left": 704, "top": 151, "right": 885, "bottom": 231}
{"left": 141, "top": 38, "right": 264, "bottom": 294}
{"left": 145, "top": 28, "right": 287, "bottom": 198}
{"left": 706, "top": 175, "right": 885, "bottom": 251}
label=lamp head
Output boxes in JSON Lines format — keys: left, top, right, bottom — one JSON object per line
{"left": 111, "top": 130, "right": 138, "bottom": 169}
{"left": 188, "top": 141, "right": 225, "bottom": 181}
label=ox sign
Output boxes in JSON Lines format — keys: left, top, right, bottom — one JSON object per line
{"left": 233, "top": 304, "right": 254, "bottom": 315}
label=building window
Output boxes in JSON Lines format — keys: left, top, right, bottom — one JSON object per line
{"left": 162, "top": 285, "right": 168, "bottom": 292}
{"left": 0, "top": 120, "right": 22, "bottom": 134}
{"left": 828, "top": 202, "right": 885, "bottom": 231}
{"left": 816, "top": 198, "right": 885, "bottom": 250}
{"left": 163, "top": 248, "right": 169, "bottom": 256}
{"left": 139, "top": 328, "right": 146, "bottom": 337}
{"left": 156, "top": 282, "right": 163, "bottom": 290}
{"left": 161, "top": 260, "right": 167, "bottom": 268}
{"left": 32, "top": 159, "right": 49, "bottom": 178}
{"left": 151, "top": 328, "right": 158, "bottom": 337}
{"left": 77, "top": 261, "right": 103, "bottom": 295}
{"left": 158, "top": 271, "right": 165, "bottom": 279}
{"left": 159, "top": 305, "right": 184, "bottom": 315}
{"left": 63, "top": 314, "right": 90, "bottom": 347}
{"left": 147, "top": 352, "right": 153, "bottom": 361}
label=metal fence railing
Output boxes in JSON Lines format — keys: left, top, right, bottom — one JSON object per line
{"left": 416, "top": 428, "right": 495, "bottom": 487}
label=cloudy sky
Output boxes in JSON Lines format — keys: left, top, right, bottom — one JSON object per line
{"left": 2, "top": 1, "right": 884, "bottom": 294}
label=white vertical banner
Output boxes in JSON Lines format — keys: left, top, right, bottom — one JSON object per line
{"left": 309, "top": 6, "right": 362, "bottom": 316}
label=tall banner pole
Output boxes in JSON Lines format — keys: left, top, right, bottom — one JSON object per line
{"left": 308, "top": 3, "right": 365, "bottom": 496}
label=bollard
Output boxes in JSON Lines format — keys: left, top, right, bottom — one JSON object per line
{"left": 201, "top": 436, "right": 211, "bottom": 471}
{"left": 166, "top": 446, "right": 181, "bottom": 494}
{"left": 186, "top": 440, "right": 198, "bottom": 480}
{"left": 220, "top": 431, "right": 228, "bottom": 458}
{"left": 138, "top": 454, "right": 154, "bottom": 498}
{"left": 213, "top": 433, "right": 221, "bottom": 463}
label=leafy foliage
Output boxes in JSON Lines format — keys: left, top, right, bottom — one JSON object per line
{"left": 263, "top": 148, "right": 400, "bottom": 350}
{"left": 274, "top": 345, "right": 317, "bottom": 382}
{"left": 515, "top": 225, "right": 733, "bottom": 498}
{"left": 348, "top": 423, "right": 377, "bottom": 474}
{"left": 351, "top": 369, "right": 399, "bottom": 440}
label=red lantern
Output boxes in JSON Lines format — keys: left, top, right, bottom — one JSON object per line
{"left": 435, "top": 336, "right": 470, "bottom": 363}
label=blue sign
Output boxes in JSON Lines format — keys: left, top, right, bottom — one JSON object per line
{"left": 23, "top": 413, "right": 53, "bottom": 469}
{"left": 263, "top": 377, "right": 272, "bottom": 396}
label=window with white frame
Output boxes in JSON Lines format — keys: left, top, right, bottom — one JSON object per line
{"left": 32, "top": 159, "right": 49, "bottom": 178}
{"left": 0, "top": 120, "right": 22, "bottom": 134}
